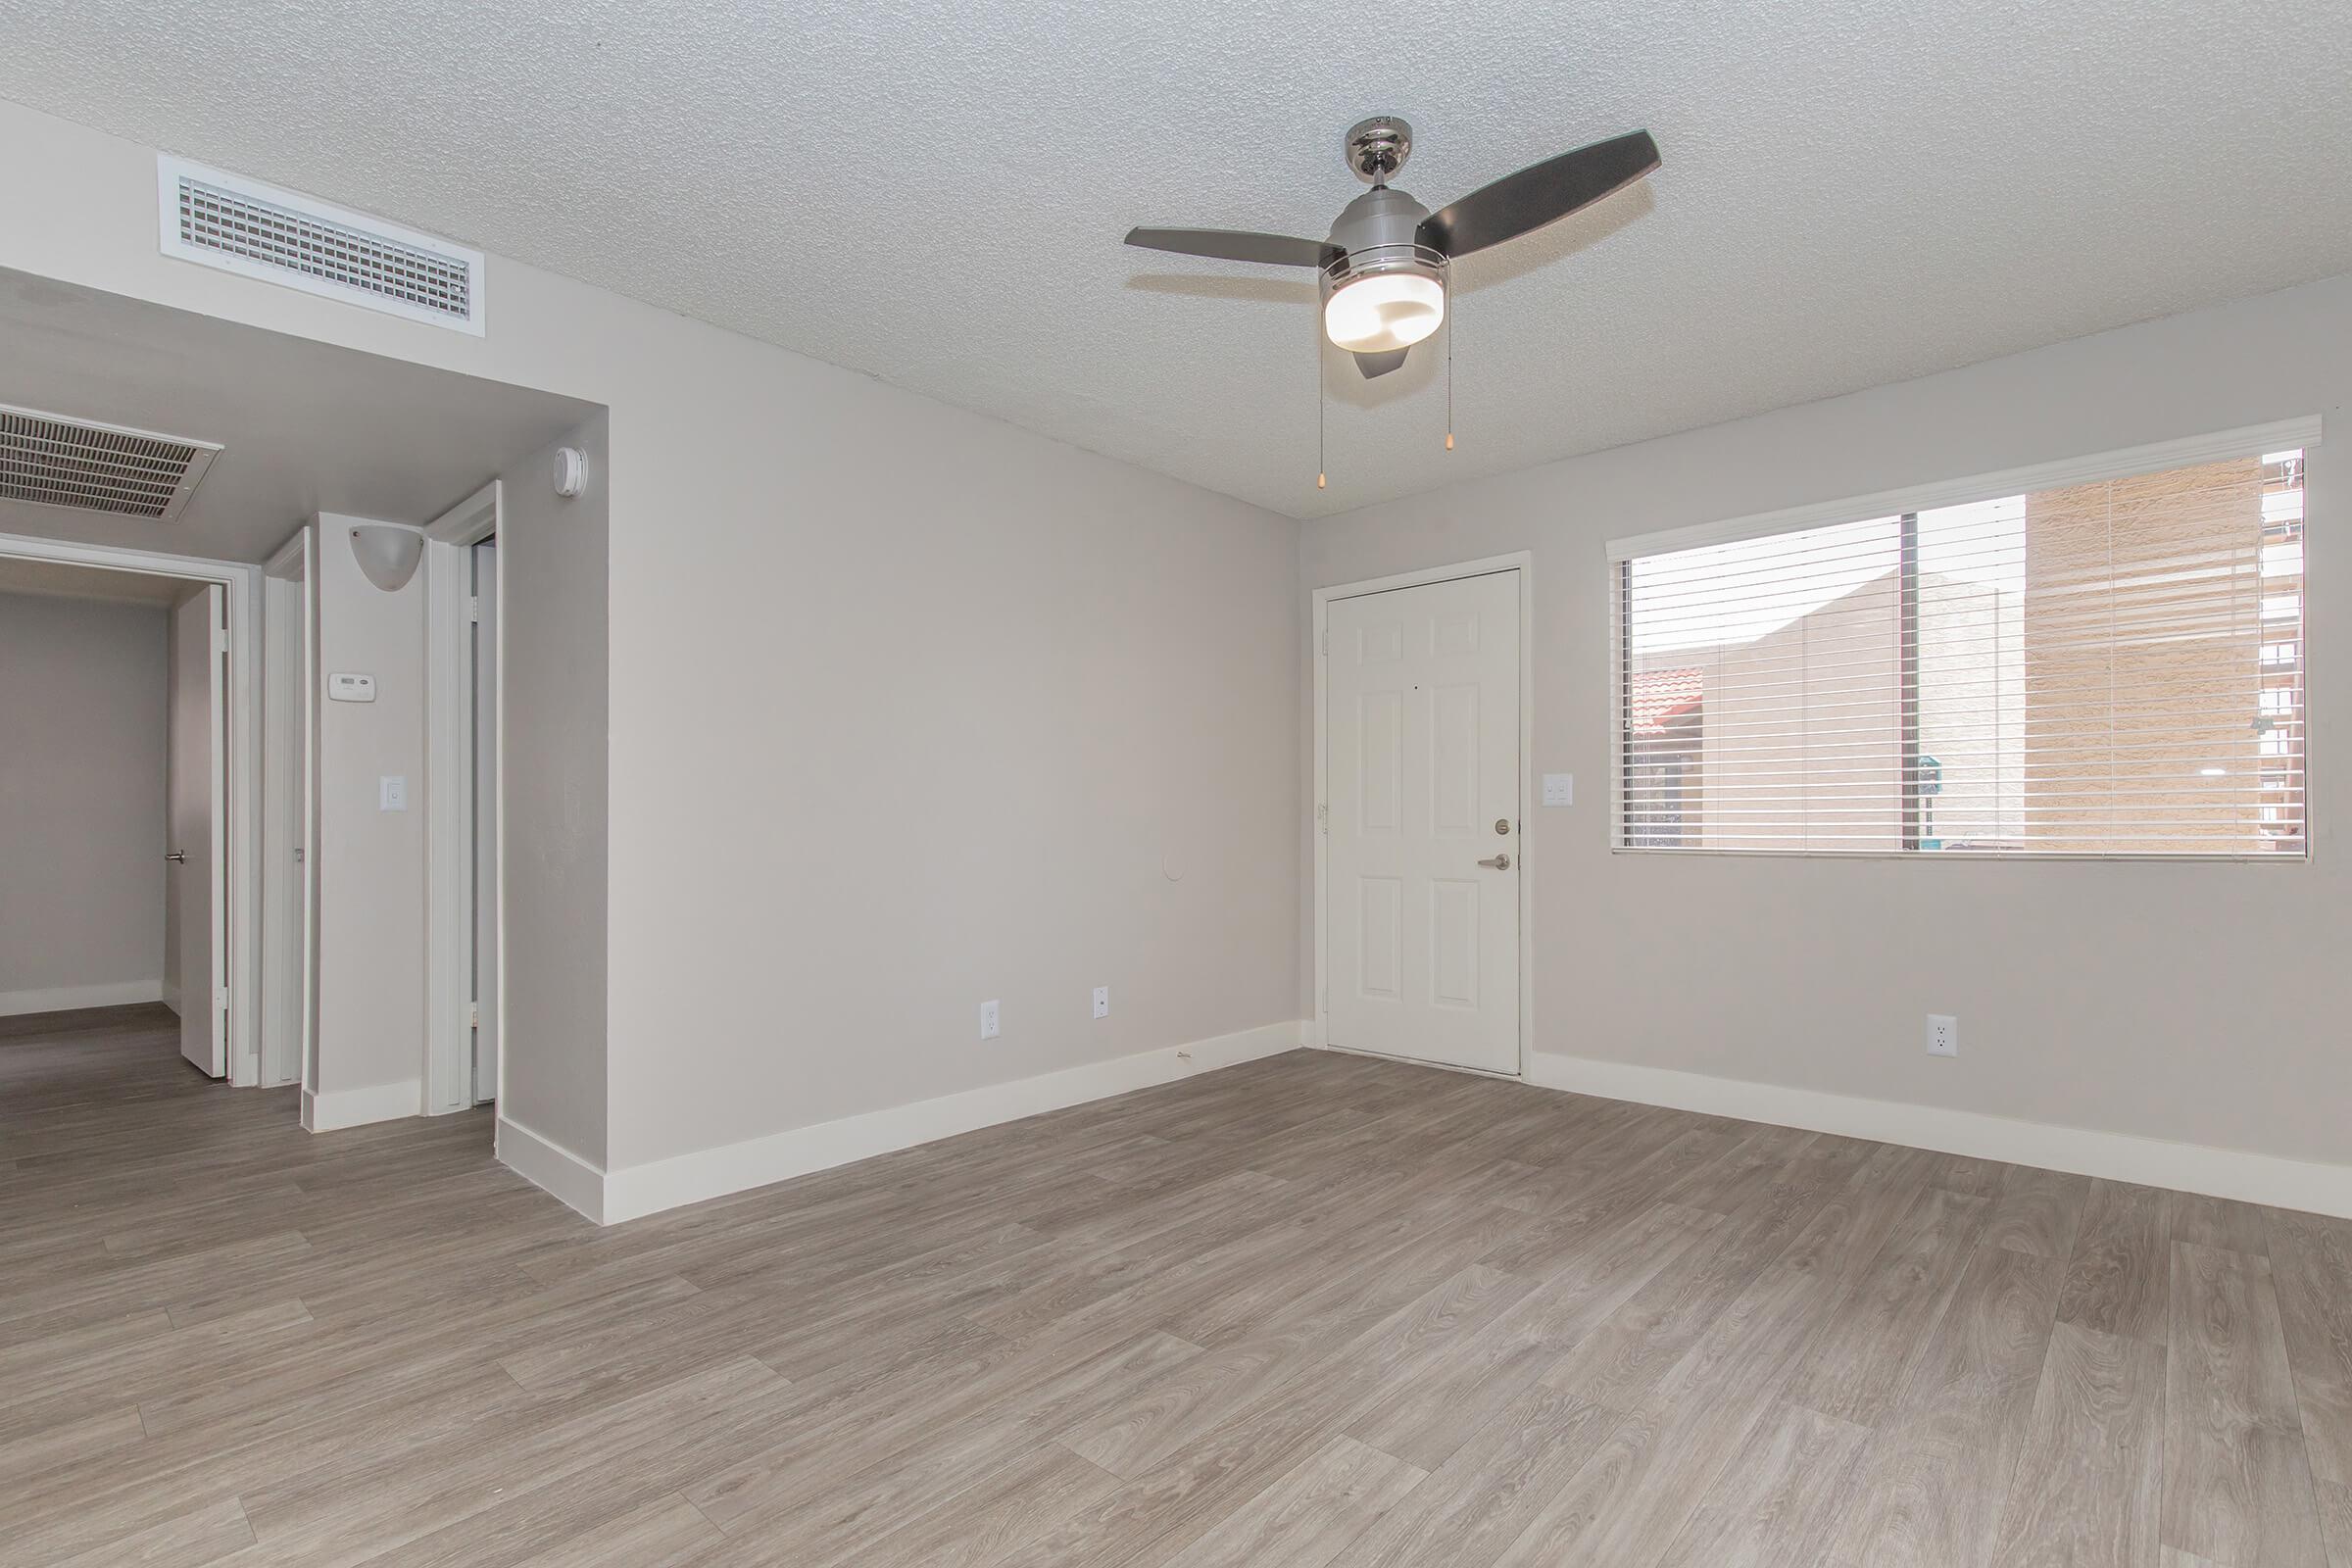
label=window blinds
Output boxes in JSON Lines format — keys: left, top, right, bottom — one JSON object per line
{"left": 1614, "top": 449, "right": 2307, "bottom": 857}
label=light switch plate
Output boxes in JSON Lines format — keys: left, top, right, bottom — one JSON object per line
{"left": 1542, "top": 773, "right": 1575, "bottom": 807}
{"left": 379, "top": 775, "right": 407, "bottom": 811}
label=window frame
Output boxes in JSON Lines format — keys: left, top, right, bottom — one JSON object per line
{"left": 1606, "top": 417, "right": 2321, "bottom": 862}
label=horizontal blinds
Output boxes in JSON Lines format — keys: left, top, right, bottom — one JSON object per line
{"left": 1616, "top": 452, "right": 2307, "bottom": 857}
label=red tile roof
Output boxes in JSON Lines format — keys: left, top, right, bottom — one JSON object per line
{"left": 1630, "top": 667, "right": 1703, "bottom": 735}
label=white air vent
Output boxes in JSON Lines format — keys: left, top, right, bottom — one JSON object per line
{"left": 0, "top": 404, "right": 220, "bottom": 522}
{"left": 158, "top": 156, "right": 486, "bottom": 335}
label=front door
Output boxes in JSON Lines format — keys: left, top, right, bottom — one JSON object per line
{"left": 1324, "top": 570, "right": 1521, "bottom": 1074}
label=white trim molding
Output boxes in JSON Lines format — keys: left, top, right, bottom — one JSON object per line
{"left": 497, "top": 1021, "right": 1306, "bottom": 1227}
{"left": 495, "top": 1116, "right": 607, "bottom": 1225}
{"left": 0, "top": 980, "right": 163, "bottom": 1017}
{"left": 1528, "top": 1051, "right": 2352, "bottom": 1220}
{"left": 260, "top": 528, "right": 313, "bottom": 1090}
{"left": 301, "top": 1077, "right": 424, "bottom": 1133}
{"left": 1606, "top": 415, "right": 2324, "bottom": 561}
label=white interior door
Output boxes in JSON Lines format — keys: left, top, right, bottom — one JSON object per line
{"left": 470, "top": 539, "right": 499, "bottom": 1103}
{"left": 1325, "top": 570, "right": 1522, "bottom": 1074}
{"left": 170, "top": 585, "right": 228, "bottom": 1077}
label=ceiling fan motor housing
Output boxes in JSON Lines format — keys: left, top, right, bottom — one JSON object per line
{"left": 1323, "top": 186, "right": 1444, "bottom": 298}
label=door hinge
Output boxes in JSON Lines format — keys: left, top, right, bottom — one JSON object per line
{"left": 213, "top": 626, "right": 230, "bottom": 655}
{"left": 469, "top": 1002, "right": 479, "bottom": 1030}
{"left": 1321, "top": 628, "right": 1329, "bottom": 656}
{"left": 467, "top": 595, "right": 481, "bottom": 623}
{"left": 1316, "top": 802, "right": 1328, "bottom": 832}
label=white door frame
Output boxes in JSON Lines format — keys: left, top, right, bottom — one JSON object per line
{"left": 0, "top": 529, "right": 266, "bottom": 1084}
{"left": 421, "top": 481, "right": 502, "bottom": 1115}
{"left": 261, "top": 528, "right": 314, "bottom": 1090}
{"left": 1310, "top": 552, "right": 1535, "bottom": 1077}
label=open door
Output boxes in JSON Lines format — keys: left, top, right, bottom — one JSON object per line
{"left": 170, "top": 585, "right": 228, "bottom": 1076}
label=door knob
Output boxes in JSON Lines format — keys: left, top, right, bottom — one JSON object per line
{"left": 1479, "top": 853, "right": 1511, "bottom": 869}
{"left": 165, "top": 852, "right": 187, "bottom": 863}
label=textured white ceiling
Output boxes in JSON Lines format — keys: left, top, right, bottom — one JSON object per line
{"left": 1, "top": 1, "right": 2346, "bottom": 519}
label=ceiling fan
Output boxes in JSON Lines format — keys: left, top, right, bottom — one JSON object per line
{"left": 1126, "top": 117, "right": 1660, "bottom": 380}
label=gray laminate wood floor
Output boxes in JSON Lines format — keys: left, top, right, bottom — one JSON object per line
{"left": 6, "top": 1004, "right": 2349, "bottom": 1567}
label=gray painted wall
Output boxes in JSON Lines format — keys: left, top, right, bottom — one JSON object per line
{"left": 1299, "top": 271, "right": 2352, "bottom": 1169}
{"left": 0, "top": 591, "right": 167, "bottom": 1011}
{"left": 499, "top": 416, "right": 610, "bottom": 1165}
{"left": 312, "top": 514, "right": 426, "bottom": 1101}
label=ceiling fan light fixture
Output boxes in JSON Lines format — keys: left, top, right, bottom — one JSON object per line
{"left": 1322, "top": 269, "right": 1446, "bottom": 354}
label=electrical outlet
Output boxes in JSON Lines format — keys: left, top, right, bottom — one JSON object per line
{"left": 979, "top": 1000, "right": 1001, "bottom": 1041}
{"left": 1926, "top": 1014, "right": 1958, "bottom": 1057}
{"left": 1093, "top": 986, "right": 1109, "bottom": 1019}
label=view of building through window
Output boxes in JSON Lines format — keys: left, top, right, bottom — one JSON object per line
{"left": 1619, "top": 451, "right": 2306, "bottom": 856}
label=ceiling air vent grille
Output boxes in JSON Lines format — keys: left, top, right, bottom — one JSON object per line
{"left": 158, "top": 157, "right": 487, "bottom": 335}
{"left": 0, "top": 404, "right": 220, "bottom": 522}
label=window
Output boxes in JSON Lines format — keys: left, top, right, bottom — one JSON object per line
{"left": 1614, "top": 445, "right": 2308, "bottom": 857}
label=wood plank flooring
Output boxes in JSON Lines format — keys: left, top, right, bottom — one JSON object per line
{"left": 5, "top": 1004, "right": 2349, "bottom": 1567}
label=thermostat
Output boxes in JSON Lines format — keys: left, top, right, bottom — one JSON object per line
{"left": 328, "top": 672, "right": 376, "bottom": 703}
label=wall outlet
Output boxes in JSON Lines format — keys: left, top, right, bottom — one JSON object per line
{"left": 1092, "top": 986, "right": 1109, "bottom": 1019}
{"left": 979, "top": 1000, "right": 1001, "bottom": 1041}
{"left": 1926, "top": 1014, "right": 1958, "bottom": 1057}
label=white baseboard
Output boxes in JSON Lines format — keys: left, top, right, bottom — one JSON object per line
{"left": 496, "top": 1115, "right": 607, "bottom": 1225}
{"left": 0, "top": 979, "right": 163, "bottom": 1017}
{"left": 301, "top": 1078, "right": 422, "bottom": 1133}
{"left": 573, "top": 1021, "right": 1305, "bottom": 1226}
{"left": 1528, "top": 1051, "right": 2352, "bottom": 1221}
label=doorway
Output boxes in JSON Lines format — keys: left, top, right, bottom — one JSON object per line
{"left": 0, "top": 536, "right": 265, "bottom": 1079}
{"left": 423, "top": 481, "right": 502, "bottom": 1115}
{"left": 1314, "top": 558, "right": 1530, "bottom": 1076}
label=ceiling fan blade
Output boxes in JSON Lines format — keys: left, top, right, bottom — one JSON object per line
{"left": 1124, "top": 227, "right": 1337, "bottom": 268}
{"left": 1417, "top": 129, "right": 1660, "bottom": 259}
{"left": 1354, "top": 349, "right": 1409, "bottom": 379}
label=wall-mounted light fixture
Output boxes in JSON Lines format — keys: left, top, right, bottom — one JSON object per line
{"left": 348, "top": 523, "right": 424, "bottom": 592}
